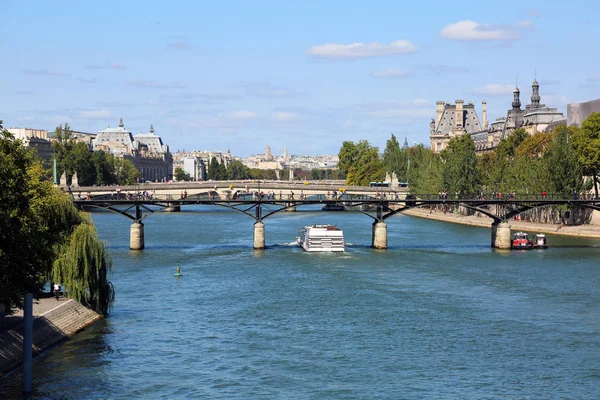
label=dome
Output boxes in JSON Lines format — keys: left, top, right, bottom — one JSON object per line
{"left": 513, "top": 86, "right": 520, "bottom": 93}
{"left": 532, "top": 79, "right": 539, "bottom": 87}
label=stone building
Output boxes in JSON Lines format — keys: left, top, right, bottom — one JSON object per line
{"left": 430, "top": 80, "right": 566, "bottom": 153}
{"left": 567, "top": 98, "right": 600, "bottom": 126}
{"left": 94, "top": 118, "right": 173, "bottom": 182}
{"left": 6, "top": 127, "right": 53, "bottom": 165}
{"left": 489, "top": 80, "right": 566, "bottom": 142}
{"left": 429, "top": 100, "right": 488, "bottom": 153}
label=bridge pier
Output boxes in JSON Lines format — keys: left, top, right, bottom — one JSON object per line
{"left": 372, "top": 221, "right": 387, "bottom": 249}
{"left": 253, "top": 221, "right": 265, "bottom": 249}
{"left": 130, "top": 221, "right": 145, "bottom": 250}
{"left": 286, "top": 203, "right": 296, "bottom": 212}
{"left": 491, "top": 221, "right": 511, "bottom": 249}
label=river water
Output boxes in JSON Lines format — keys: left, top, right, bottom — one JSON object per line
{"left": 2, "top": 205, "right": 600, "bottom": 399}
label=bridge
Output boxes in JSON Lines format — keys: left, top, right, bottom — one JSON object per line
{"left": 72, "top": 189, "right": 600, "bottom": 251}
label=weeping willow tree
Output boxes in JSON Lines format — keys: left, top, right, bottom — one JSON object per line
{"left": 1, "top": 123, "right": 114, "bottom": 315}
{"left": 52, "top": 214, "right": 115, "bottom": 315}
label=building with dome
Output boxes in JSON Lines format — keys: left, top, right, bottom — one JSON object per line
{"left": 94, "top": 118, "right": 173, "bottom": 182}
{"left": 430, "top": 79, "right": 566, "bottom": 153}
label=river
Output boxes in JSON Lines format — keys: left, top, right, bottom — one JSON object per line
{"left": 2, "top": 206, "right": 600, "bottom": 399}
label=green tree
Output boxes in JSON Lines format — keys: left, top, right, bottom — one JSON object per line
{"left": 208, "top": 157, "right": 227, "bottom": 180}
{"left": 111, "top": 156, "right": 138, "bottom": 185}
{"left": 91, "top": 150, "right": 114, "bottom": 185}
{"left": 407, "top": 144, "right": 443, "bottom": 194}
{"left": 1, "top": 123, "right": 113, "bottom": 314}
{"left": 441, "top": 135, "right": 479, "bottom": 196}
{"left": 572, "top": 112, "right": 600, "bottom": 197}
{"left": 69, "top": 142, "right": 95, "bottom": 185}
{"left": 338, "top": 140, "right": 384, "bottom": 186}
{"left": 51, "top": 123, "right": 76, "bottom": 178}
{"left": 226, "top": 160, "right": 250, "bottom": 180}
{"left": 543, "top": 125, "right": 582, "bottom": 196}
{"left": 383, "top": 134, "right": 409, "bottom": 182}
{"left": 174, "top": 167, "right": 192, "bottom": 181}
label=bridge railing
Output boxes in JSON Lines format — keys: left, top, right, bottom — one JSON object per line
{"left": 74, "top": 191, "right": 600, "bottom": 203}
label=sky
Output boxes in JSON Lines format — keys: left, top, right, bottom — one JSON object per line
{"left": 2, "top": 0, "right": 600, "bottom": 157}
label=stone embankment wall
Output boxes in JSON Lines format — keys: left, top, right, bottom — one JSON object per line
{"left": 0, "top": 299, "right": 101, "bottom": 376}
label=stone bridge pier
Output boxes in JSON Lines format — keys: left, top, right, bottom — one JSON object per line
{"left": 254, "top": 221, "right": 265, "bottom": 249}
{"left": 130, "top": 221, "right": 145, "bottom": 250}
{"left": 491, "top": 221, "right": 511, "bottom": 249}
{"left": 372, "top": 221, "right": 387, "bottom": 249}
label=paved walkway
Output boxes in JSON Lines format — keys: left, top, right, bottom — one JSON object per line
{"left": 0, "top": 297, "right": 67, "bottom": 333}
{"left": 403, "top": 208, "right": 600, "bottom": 238}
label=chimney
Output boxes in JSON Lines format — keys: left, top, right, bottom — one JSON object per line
{"left": 455, "top": 100, "right": 464, "bottom": 128}
{"left": 435, "top": 101, "right": 445, "bottom": 127}
{"left": 482, "top": 100, "right": 488, "bottom": 129}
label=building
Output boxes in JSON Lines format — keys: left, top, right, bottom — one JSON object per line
{"left": 181, "top": 157, "right": 206, "bottom": 181}
{"left": 489, "top": 80, "right": 566, "bottom": 141}
{"left": 6, "top": 127, "right": 53, "bottom": 165}
{"left": 430, "top": 79, "right": 566, "bottom": 153}
{"left": 172, "top": 150, "right": 230, "bottom": 180}
{"left": 429, "top": 100, "right": 488, "bottom": 153}
{"left": 93, "top": 118, "right": 173, "bottom": 182}
{"left": 48, "top": 129, "right": 97, "bottom": 151}
{"left": 567, "top": 98, "right": 600, "bottom": 126}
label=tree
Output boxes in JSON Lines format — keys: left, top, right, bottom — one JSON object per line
{"left": 226, "top": 160, "right": 250, "bottom": 180}
{"left": 441, "top": 135, "right": 479, "bottom": 196}
{"left": 406, "top": 144, "right": 443, "bottom": 194}
{"left": 383, "top": 134, "right": 409, "bottom": 182}
{"left": 208, "top": 157, "right": 227, "bottom": 180}
{"left": 91, "top": 150, "right": 114, "bottom": 186}
{"left": 174, "top": 167, "right": 192, "bottom": 181}
{"left": 572, "top": 112, "right": 600, "bottom": 197}
{"left": 543, "top": 125, "right": 582, "bottom": 196}
{"left": 51, "top": 123, "right": 76, "bottom": 179}
{"left": 111, "top": 156, "right": 138, "bottom": 185}
{"left": 338, "top": 140, "right": 384, "bottom": 186}
{"left": 69, "top": 142, "right": 95, "bottom": 185}
{"left": 1, "top": 123, "right": 113, "bottom": 314}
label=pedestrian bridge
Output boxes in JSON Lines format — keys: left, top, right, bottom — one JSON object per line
{"left": 71, "top": 180, "right": 408, "bottom": 201}
{"left": 73, "top": 192, "right": 600, "bottom": 251}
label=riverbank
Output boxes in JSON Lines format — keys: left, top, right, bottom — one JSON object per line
{"left": 0, "top": 298, "right": 101, "bottom": 376}
{"left": 402, "top": 208, "right": 600, "bottom": 238}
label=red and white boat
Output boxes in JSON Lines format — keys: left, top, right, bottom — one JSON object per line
{"left": 512, "top": 231, "right": 532, "bottom": 249}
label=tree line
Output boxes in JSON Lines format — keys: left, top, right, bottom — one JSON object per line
{"left": 1, "top": 122, "right": 114, "bottom": 314}
{"left": 338, "top": 112, "right": 600, "bottom": 198}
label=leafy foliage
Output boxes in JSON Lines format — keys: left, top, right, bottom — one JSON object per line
{"left": 226, "top": 160, "right": 250, "bottom": 180}
{"left": 383, "top": 134, "right": 409, "bottom": 182}
{"left": 208, "top": 157, "right": 227, "bottom": 180}
{"left": 174, "top": 167, "right": 192, "bottom": 181}
{"left": 440, "top": 135, "right": 479, "bottom": 196}
{"left": 1, "top": 123, "right": 113, "bottom": 314}
{"left": 337, "top": 140, "right": 384, "bottom": 186}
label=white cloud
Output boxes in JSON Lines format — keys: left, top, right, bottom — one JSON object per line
{"left": 472, "top": 84, "right": 515, "bottom": 95}
{"left": 440, "top": 20, "right": 530, "bottom": 41}
{"left": 412, "top": 98, "right": 428, "bottom": 105}
{"left": 79, "top": 109, "right": 112, "bottom": 118}
{"left": 270, "top": 111, "right": 300, "bottom": 121}
{"left": 222, "top": 110, "right": 258, "bottom": 120}
{"left": 307, "top": 40, "right": 417, "bottom": 60}
{"left": 516, "top": 20, "right": 534, "bottom": 28}
{"left": 370, "top": 68, "right": 414, "bottom": 79}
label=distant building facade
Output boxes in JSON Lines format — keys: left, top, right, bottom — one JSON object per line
{"left": 430, "top": 80, "right": 566, "bottom": 153}
{"left": 93, "top": 118, "right": 173, "bottom": 182}
{"left": 6, "top": 127, "right": 53, "bottom": 165}
{"left": 567, "top": 98, "right": 600, "bottom": 126}
{"left": 429, "top": 100, "right": 488, "bottom": 153}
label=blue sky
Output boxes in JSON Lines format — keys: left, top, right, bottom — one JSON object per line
{"left": 2, "top": 0, "right": 600, "bottom": 156}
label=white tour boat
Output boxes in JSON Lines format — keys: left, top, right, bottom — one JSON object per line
{"left": 297, "top": 225, "right": 345, "bottom": 252}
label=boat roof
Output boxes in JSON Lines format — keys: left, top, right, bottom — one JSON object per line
{"left": 514, "top": 231, "right": 529, "bottom": 237}
{"left": 535, "top": 233, "right": 546, "bottom": 237}
{"left": 304, "top": 224, "right": 341, "bottom": 231}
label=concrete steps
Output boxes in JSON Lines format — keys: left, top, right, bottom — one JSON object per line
{"left": 0, "top": 299, "right": 101, "bottom": 376}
